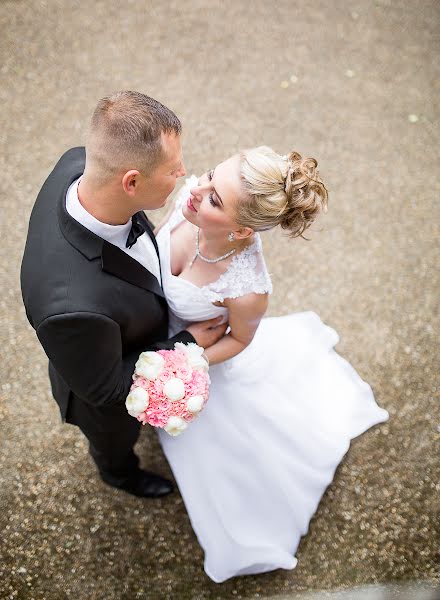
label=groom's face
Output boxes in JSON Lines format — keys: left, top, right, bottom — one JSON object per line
{"left": 137, "top": 132, "right": 186, "bottom": 210}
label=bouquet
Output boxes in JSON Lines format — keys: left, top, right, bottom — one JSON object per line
{"left": 125, "top": 342, "right": 210, "bottom": 436}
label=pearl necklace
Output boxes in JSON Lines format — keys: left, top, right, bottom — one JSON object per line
{"left": 189, "top": 228, "right": 236, "bottom": 268}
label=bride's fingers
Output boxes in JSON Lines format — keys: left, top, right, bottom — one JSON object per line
{"left": 205, "top": 316, "right": 225, "bottom": 328}
{"left": 212, "top": 323, "right": 228, "bottom": 335}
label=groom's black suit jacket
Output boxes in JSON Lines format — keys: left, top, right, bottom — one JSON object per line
{"left": 20, "top": 147, "right": 195, "bottom": 423}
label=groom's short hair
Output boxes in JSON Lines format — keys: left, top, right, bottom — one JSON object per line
{"left": 85, "top": 91, "right": 182, "bottom": 183}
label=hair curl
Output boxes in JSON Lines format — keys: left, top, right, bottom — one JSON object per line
{"left": 237, "top": 146, "right": 328, "bottom": 239}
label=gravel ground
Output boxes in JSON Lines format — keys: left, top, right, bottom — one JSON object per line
{"left": 1, "top": 1, "right": 439, "bottom": 599}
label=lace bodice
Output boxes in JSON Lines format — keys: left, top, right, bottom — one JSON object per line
{"left": 156, "top": 175, "right": 273, "bottom": 335}
{"left": 199, "top": 234, "right": 272, "bottom": 303}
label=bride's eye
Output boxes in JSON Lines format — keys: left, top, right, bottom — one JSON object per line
{"left": 207, "top": 170, "right": 218, "bottom": 206}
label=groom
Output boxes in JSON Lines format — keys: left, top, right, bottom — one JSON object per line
{"left": 20, "top": 91, "right": 226, "bottom": 498}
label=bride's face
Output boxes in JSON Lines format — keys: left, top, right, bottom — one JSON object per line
{"left": 182, "top": 154, "right": 244, "bottom": 236}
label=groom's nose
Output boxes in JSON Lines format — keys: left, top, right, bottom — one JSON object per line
{"left": 175, "top": 160, "right": 186, "bottom": 178}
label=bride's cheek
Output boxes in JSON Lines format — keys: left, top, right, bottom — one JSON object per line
{"left": 203, "top": 208, "right": 216, "bottom": 222}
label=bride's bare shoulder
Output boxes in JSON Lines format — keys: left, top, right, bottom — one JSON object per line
{"left": 224, "top": 292, "right": 269, "bottom": 319}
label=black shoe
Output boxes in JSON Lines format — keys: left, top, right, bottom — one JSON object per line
{"left": 108, "top": 470, "right": 174, "bottom": 498}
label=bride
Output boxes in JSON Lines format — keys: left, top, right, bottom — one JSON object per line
{"left": 153, "top": 146, "right": 389, "bottom": 583}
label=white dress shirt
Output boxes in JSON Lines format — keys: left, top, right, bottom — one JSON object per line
{"left": 66, "top": 178, "right": 161, "bottom": 285}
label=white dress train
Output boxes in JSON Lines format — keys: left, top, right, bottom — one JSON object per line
{"left": 155, "top": 177, "right": 390, "bottom": 583}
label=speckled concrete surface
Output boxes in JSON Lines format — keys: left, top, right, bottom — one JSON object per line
{"left": 1, "top": 1, "right": 439, "bottom": 599}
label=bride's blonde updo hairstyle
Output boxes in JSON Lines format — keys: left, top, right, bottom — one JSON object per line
{"left": 237, "top": 146, "right": 328, "bottom": 239}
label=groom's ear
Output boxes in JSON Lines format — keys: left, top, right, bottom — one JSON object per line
{"left": 122, "top": 170, "right": 142, "bottom": 196}
{"left": 235, "top": 227, "right": 254, "bottom": 240}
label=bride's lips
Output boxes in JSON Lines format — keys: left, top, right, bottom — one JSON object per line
{"left": 187, "top": 196, "right": 197, "bottom": 212}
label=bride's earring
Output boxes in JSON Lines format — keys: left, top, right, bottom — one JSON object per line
{"left": 228, "top": 232, "right": 235, "bottom": 242}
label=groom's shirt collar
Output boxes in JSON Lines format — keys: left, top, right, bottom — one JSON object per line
{"left": 66, "top": 178, "right": 131, "bottom": 246}
{"left": 66, "top": 177, "right": 161, "bottom": 285}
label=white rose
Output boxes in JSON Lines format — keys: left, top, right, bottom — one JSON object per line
{"left": 125, "top": 387, "right": 149, "bottom": 417}
{"left": 186, "top": 395, "right": 205, "bottom": 413}
{"left": 163, "top": 377, "right": 185, "bottom": 402}
{"left": 135, "top": 351, "right": 165, "bottom": 380}
{"left": 164, "top": 416, "right": 188, "bottom": 437}
{"left": 174, "top": 342, "right": 209, "bottom": 372}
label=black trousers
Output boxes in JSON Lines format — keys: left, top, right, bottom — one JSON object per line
{"left": 65, "top": 393, "right": 142, "bottom": 487}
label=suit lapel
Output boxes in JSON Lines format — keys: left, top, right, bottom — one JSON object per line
{"left": 138, "top": 211, "right": 160, "bottom": 259}
{"left": 101, "top": 241, "right": 165, "bottom": 298}
{"left": 136, "top": 210, "right": 164, "bottom": 284}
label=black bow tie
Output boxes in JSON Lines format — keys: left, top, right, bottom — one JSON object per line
{"left": 126, "top": 214, "right": 147, "bottom": 249}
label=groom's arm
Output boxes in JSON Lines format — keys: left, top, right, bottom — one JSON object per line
{"left": 36, "top": 311, "right": 195, "bottom": 409}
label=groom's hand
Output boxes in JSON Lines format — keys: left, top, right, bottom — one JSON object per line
{"left": 186, "top": 317, "right": 228, "bottom": 349}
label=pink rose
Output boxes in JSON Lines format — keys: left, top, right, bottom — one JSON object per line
{"left": 145, "top": 408, "right": 168, "bottom": 428}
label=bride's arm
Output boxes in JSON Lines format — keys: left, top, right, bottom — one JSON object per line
{"left": 204, "top": 293, "right": 269, "bottom": 366}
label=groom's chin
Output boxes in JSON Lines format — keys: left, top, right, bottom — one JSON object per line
{"left": 145, "top": 197, "right": 168, "bottom": 211}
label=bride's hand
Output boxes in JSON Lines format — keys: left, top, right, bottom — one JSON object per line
{"left": 186, "top": 317, "right": 228, "bottom": 349}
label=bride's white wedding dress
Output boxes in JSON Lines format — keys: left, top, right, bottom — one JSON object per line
{"left": 155, "top": 176, "right": 389, "bottom": 583}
